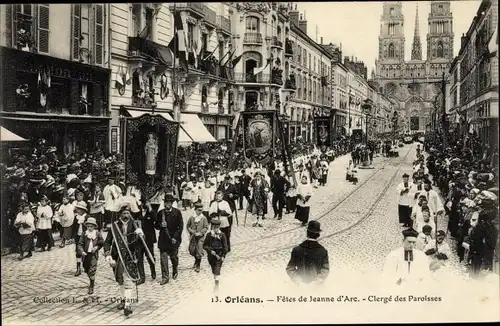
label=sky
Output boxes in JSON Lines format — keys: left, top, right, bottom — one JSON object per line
{"left": 297, "top": 1, "right": 481, "bottom": 73}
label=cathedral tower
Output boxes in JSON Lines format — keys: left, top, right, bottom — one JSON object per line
{"left": 378, "top": 2, "right": 405, "bottom": 63}
{"left": 411, "top": 4, "right": 422, "bottom": 60}
{"left": 427, "top": 1, "right": 454, "bottom": 62}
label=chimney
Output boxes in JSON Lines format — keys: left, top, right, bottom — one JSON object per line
{"left": 461, "top": 33, "right": 466, "bottom": 47}
{"left": 321, "top": 37, "right": 323, "bottom": 45}
{"left": 289, "top": 11, "right": 299, "bottom": 27}
{"left": 299, "top": 14, "right": 307, "bottom": 34}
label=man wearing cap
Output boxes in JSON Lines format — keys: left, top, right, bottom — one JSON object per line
{"left": 238, "top": 169, "right": 252, "bottom": 211}
{"left": 103, "top": 205, "right": 145, "bottom": 316}
{"left": 396, "top": 173, "right": 413, "bottom": 227}
{"left": 218, "top": 174, "right": 238, "bottom": 216}
{"left": 249, "top": 170, "right": 270, "bottom": 227}
{"left": 136, "top": 200, "right": 157, "bottom": 284}
{"left": 382, "top": 228, "right": 430, "bottom": 285}
{"left": 154, "top": 194, "right": 184, "bottom": 284}
{"left": 286, "top": 220, "right": 329, "bottom": 285}
{"left": 187, "top": 201, "right": 209, "bottom": 273}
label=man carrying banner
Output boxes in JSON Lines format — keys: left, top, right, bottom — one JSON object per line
{"left": 103, "top": 205, "right": 145, "bottom": 317}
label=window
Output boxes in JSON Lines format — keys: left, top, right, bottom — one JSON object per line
{"left": 187, "top": 23, "right": 194, "bottom": 50}
{"left": 202, "top": 34, "right": 208, "bottom": 53}
{"left": 94, "top": 4, "right": 104, "bottom": 65}
{"left": 303, "top": 49, "right": 307, "bottom": 66}
{"left": 72, "top": 5, "right": 81, "bottom": 60}
{"left": 388, "top": 43, "right": 395, "bottom": 58}
{"left": 390, "top": 7, "right": 394, "bottom": 16}
{"left": 308, "top": 53, "right": 311, "bottom": 70}
{"left": 297, "top": 45, "right": 302, "bottom": 62}
{"left": 132, "top": 4, "right": 142, "bottom": 36}
{"left": 37, "top": 4, "right": 50, "bottom": 53}
{"left": 437, "top": 41, "right": 444, "bottom": 58}
{"left": 12, "top": 5, "right": 34, "bottom": 48}
{"left": 245, "top": 17, "right": 259, "bottom": 32}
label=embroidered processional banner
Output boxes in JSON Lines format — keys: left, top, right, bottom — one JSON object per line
{"left": 314, "top": 117, "right": 332, "bottom": 147}
{"left": 124, "top": 114, "right": 179, "bottom": 199}
{"left": 242, "top": 110, "right": 276, "bottom": 165}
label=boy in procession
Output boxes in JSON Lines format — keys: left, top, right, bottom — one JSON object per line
{"left": 76, "top": 217, "right": 104, "bottom": 294}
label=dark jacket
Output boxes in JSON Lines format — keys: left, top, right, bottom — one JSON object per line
{"left": 103, "top": 218, "right": 142, "bottom": 261}
{"left": 218, "top": 182, "right": 238, "bottom": 211}
{"left": 77, "top": 231, "right": 104, "bottom": 258}
{"left": 203, "top": 231, "right": 228, "bottom": 257}
{"left": 137, "top": 208, "right": 157, "bottom": 244}
{"left": 271, "top": 175, "right": 291, "bottom": 196}
{"left": 239, "top": 175, "right": 252, "bottom": 193}
{"left": 154, "top": 207, "right": 184, "bottom": 252}
{"left": 286, "top": 240, "right": 329, "bottom": 284}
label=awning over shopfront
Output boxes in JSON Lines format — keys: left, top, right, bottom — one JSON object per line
{"left": 1, "top": 126, "right": 27, "bottom": 142}
{"left": 121, "top": 108, "right": 193, "bottom": 143}
{"left": 180, "top": 113, "right": 217, "bottom": 143}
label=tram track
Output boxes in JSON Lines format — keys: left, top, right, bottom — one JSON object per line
{"left": 232, "top": 152, "right": 398, "bottom": 247}
{"left": 231, "top": 144, "right": 413, "bottom": 261}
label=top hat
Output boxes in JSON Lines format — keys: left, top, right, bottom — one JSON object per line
{"left": 307, "top": 220, "right": 322, "bottom": 233}
{"left": 85, "top": 217, "right": 98, "bottom": 227}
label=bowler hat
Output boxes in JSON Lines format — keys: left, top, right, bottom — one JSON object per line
{"left": 402, "top": 173, "right": 410, "bottom": 178}
{"left": 194, "top": 201, "right": 204, "bottom": 209}
{"left": 211, "top": 219, "right": 221, "bottom": 226}
{"left": 436, "top": 230, "right": 446, "bottom": 237}
{"left": 307, "top": 220, "right": 322, "bottom": 233}
{"left": 402, "top": 228, "right": 419, "bottom": 238}
{"left": 85, "top": 217, "right": 98, "bottom": 227}
{"left": 164, "top": 193, "right": 176, "bottom": 202}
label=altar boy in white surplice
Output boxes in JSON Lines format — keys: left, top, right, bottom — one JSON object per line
{"left": 383, "top": 228, "right": 431, "bottom": 285}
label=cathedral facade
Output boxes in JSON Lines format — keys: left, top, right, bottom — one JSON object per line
{"left": 371, "top": 1, "right": 454, "bottom": 133}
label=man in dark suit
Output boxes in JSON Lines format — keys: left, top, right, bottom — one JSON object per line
{"left": 286, "top": 220, "right": 329, "bottom": 285}
{"left": 238, "top": 169, "right": 252, "bottom": 210}
{"left": 103, "top": 205, "right": 144, "bottom": 316}
{"left": 136, "top": 200, "right": 157, "bottom": 284}
{"left": 154, "top": 194, "right": 184, "bottom": 285}
{"left": 271, "top": 169, "right": 290, "bottom": 220}
{"left": 218, "top": 175, "right": 238, "bottom": 218}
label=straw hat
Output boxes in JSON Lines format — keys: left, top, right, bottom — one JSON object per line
{"left": 85, "top": 217, "right": 98, "bottom": 227}
{"left": 74, "top": 201, "right": 88, "bottom": 212}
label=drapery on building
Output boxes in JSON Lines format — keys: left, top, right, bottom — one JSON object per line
{"left": 0, "top": 4, "right": 111, "bottom": 153}
{"left": 371, "top": 1, "right": 454, "bottom": 134}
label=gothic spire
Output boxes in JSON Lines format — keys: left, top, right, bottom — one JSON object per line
{"left": 411, "top": 4, "right": 422, "bottom": 60}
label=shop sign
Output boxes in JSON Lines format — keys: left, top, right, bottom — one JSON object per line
{"left": 110, "top": 127, "right": 118, "bottom": 154}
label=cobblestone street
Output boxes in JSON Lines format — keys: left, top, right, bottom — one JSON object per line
{"left": 2, "top": 143, "right": 498, "bottom": 325}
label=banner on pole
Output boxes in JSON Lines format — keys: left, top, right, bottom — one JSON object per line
{"left": 314, "top": 117, "right": 332, "bottom": 147}
{"left": 124, "top": 114, "right": 179, "bottom": 199}
{"left": 242, "top": 110, "right": 276, "bottom": 165}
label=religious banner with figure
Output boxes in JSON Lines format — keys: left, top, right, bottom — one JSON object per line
{"left": 314, "top": 117, "right": 332, "bottom": 147}
{"left": 124, "top": 114, "right": 179, "bottom": 199}
{"left": 242, "top": 110, "right": 276, "bottom": 165}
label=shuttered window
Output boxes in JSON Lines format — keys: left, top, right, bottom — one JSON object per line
{"left": 37, "top": 4, "right": 50, "bottom": 53}
{"left": 94, "top": 4, "right": 104, "bottom": 65}
{"left": 72, "top": 4, "right": 81, "bottom": 60}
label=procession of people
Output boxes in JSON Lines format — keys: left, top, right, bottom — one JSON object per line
{"left": 2, "top": 123, "right": 498, "bottom": 316}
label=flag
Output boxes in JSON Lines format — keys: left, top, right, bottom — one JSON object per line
{"left": 125, "top": 68, "right": 131, "bottom": 85}
{"left": 231, "top": 52, "right": 242, "bottom": 68}
{"left": 168, "top": 11, "right": 188, "bottom": 72}
{"left": 203, "top": 42, "right": 219, "bottom": 61}
{"left": 232, "top": 111, "right": 241, "bottom": 131}
{"left": 115, "top": 67, "right": 124, "bottom": 87}
{"left": 488, "top": 27, "right": 497, "bottom": 54}
{"left": 252, "top": 56, "right": 272, "bottom": 75}
{"left": 219, "top": 49, "right": 231, "bottom": 66}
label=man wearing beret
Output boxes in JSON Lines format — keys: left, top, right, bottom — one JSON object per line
{"left": 383, "top": 228, "right": 430, "bottom": 285}
{"left": 286, "top": 220, "right": 329, "bottom": 286}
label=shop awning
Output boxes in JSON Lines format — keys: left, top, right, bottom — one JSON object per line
{"left": 1, "top": 126, "right": 27, "bottom": 142}
{"left": 121, "top": 108, "right": 193, "bottom": 143}
{"left": 180, "top": 113, "right": 217, "bottom": 143}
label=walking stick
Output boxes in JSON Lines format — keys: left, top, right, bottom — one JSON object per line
{"left": 243, "top": 199, "right": 249, "bottom": 227}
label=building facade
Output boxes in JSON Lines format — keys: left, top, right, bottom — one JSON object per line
{"left": 371, "top": 1, "right": 454, "bottom": 133}
{"left": 448, "top": 0, "right": 498, "bottom": 147}
{"left": 109, "top": 3, "right": 234, "bottom": 152}
{"left": 0, "top": 4, "right": 111, "bottom": 153}
{"left": 287, "top": 9, "right": 332, "bottom": 143}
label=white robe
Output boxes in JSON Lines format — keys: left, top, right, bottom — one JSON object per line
{"left": 382, "top": 247, "right": 430, "bottom": 285}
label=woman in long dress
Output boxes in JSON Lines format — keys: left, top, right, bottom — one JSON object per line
{"left": 145, "top": 133, "right": 158, "bottom": 176}
{"left": 295, "top": 175, "right": 313, "bottom": 226}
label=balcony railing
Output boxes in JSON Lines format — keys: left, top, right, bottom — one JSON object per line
{"left": 173, "top": 3, "right": 205, "bottom": 18}
{"left": 216, "top": 15, "right": 231, "bottom": 35}
{"left": 203, "top": 6, "right": 217, "bottom": 27}
{"left": 285, "top": 39, "right": 294, "bottom": 56}
{"left": 199, "top": 56, "right": 220, "bottom": 77}
{"left": 271, "top": 36, "right": 283, "bottom": 49}
{"left": 128, "top": 36, "right": 169, "bottom": 64}
{"left": 234, "top": 72, "right": 270, "bottom": 83}
{"left": 243, "top": 32, "right": 263, "bottom": 45}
